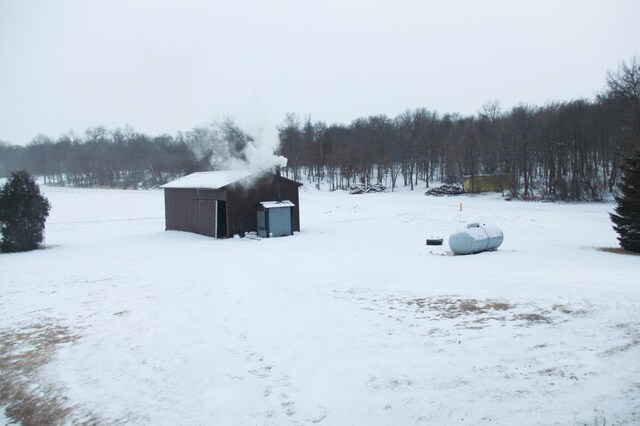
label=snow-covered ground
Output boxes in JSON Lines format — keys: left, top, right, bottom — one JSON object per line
{"left": 1, "top": 185, "right": 639, "bottom": 425}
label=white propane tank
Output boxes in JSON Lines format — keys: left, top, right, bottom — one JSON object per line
{"left": 449, "top": 223, "right": 504, "bottom": 255}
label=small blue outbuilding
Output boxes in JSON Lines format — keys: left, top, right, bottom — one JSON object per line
{"left": 257, "top": 200, "right": 296, "bottom": 238}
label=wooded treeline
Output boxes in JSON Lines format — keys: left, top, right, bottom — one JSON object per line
{"left": 278, "top": 58, "right": 640, "bottom": 200}
{"left": 0, "top": 120, "right": 252, "bottom": 188}
{"left": 1, "top": 58, "right": 638, "bottom": 200}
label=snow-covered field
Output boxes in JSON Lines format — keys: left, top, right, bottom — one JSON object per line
{"left": 1, "top": 185, "right": 639, "bottom": 425}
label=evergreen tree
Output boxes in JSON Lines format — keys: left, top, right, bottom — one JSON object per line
{"left": 610, "top": 151, "right": 640, "bottom": 252}
{"left": 0, "top": 170, "right": 51, "bottom": 253}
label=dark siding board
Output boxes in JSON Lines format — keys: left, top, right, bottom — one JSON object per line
{"left": 197, "top": 199, "right": 216, "bottom": 237}
{"left": 165, "top": 188, "right": 199, "bottom": 233}
{"left": 282, "top": 181, "right": 300, "bottom": 232}
{"left": 196, "top": 189, "right": 226, "bottom": 201}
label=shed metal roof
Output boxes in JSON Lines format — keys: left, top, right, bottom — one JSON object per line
{"left": 160, "top": 170, "right": 263, "bottom": 189}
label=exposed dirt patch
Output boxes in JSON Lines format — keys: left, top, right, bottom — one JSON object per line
{"left": 367, "top": 376, "right": 414, "bottom": 392}
{"left": 551, "top": 304, "right": 588, "bottom": 316}
{"left": 0, "top": 320, "right": 84, "bottom": 426}
{"left": 370, "top": 296, "right": 592, "bottom": 330}
{"left": 406, "top": 297, "right": 513, "bottom": 319}
{"left": 333, "top": 290, "right": 595, "bottom": 330}
{"left": 515, "top": 313, "right": 552, "bottom": 324}
{"left": 599, "top": 322, "right": 640, "bottom": 357}
{"left": 597, "top": 247, "right": 640, "bottom": 256}
{"left": 537, "top": 367, "right": 578, "bottom": 380}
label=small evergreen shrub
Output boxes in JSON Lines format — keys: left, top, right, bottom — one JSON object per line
{"left": 0, "top": 170, "right": 51, "bottom": 253}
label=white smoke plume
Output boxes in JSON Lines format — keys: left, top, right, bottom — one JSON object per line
{"left": 224, "top": 122, "right": 287, "bottom": 172}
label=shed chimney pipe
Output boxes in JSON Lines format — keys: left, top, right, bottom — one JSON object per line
{"left": 275, "top": 166, "right": 282, "bottom": 201}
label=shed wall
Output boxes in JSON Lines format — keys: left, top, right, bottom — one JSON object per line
{"left": 164, "top": 188, "right": 226, "bottom": 237}
{"left": 463, "top": 175, "right": 510, "bottom": 193}
{"left": 164, "top": 188, "right": 198, "bottom": 233}
{"left": 225, "top": 175, "right": 300, "bottom": 237}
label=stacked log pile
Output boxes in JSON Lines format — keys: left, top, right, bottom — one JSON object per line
{"left": 425, "top": 184, "right": 464, "bottom": 196}
{"left": 349, "top": 183, "right": 386, "bottom": 194}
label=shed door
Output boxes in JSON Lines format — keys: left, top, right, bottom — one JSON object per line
{"left": 198, "top": 199, "right": 216, "bottom": 237}
{"left": 267, "top": 207, "right": 292, "bottom": 237}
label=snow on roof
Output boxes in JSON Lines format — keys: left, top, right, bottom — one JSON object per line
{"left": 160, "top": 170, "right": 264, "bottom": 189}
{"left": 260, "top": 200, "right": 295, "bottom": 209}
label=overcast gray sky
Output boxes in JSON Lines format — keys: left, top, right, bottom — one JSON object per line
{"left": 1, "top": 0, "right": 639, "bottom": 145}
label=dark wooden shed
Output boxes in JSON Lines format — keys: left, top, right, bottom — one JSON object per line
{"left": 161, "top": 170, "right": 302, "bottom": 238}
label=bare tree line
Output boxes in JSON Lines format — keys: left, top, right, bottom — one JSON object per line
{"left": 0, "top": 120, "right": 251, "bottom": 188}
{"left": 1, "top": 58, "right": 638, "bottom": 200}
{"left": 278, "top": 58, "right": 639, "bottom": 200}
